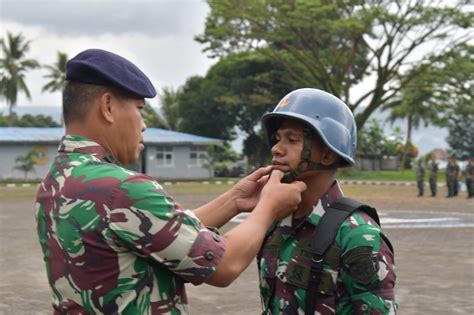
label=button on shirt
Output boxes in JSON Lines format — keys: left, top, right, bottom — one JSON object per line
{"left": 35, "top": 135, "right": 226, "bottom": 314}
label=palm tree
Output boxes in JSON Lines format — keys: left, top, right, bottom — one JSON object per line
{"left": 158, "top": 87, "right": 181, "bottom": 130}
{"left": 383, "top": 82, "right": 438, "bottom": 169}
{"left": 42, "top": 51, "right": 67, "bottom": 93}
{"left": 42, "top": 51, "right": 67, "bottom": 125}
{"left": 142, "top": 101, "right": 168, "bottom": 129}
{"left": 0, "top": 32, "right": 40, "bottom": 118}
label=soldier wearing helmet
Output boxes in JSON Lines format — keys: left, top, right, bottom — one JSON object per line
{"left": 257, "top": 88, "right": 397, "bottom": 314}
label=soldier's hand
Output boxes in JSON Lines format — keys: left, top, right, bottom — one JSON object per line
{"left": 232, "top": 166, "right": 271, "bottom": 212}
{"left": 260, "top": 169, "right": 306, "bottom": 221}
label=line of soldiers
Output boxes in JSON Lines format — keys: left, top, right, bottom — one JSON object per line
{"left": 416, "top": 155, "right": 474, "bottom": 198}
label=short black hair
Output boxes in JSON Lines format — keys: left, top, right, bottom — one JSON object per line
{"left": 62, "top": 81, "right": 133, "bottom": 125}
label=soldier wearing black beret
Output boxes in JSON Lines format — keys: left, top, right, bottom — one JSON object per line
{"left": 35, "top": 49, "right": 305, "bottom": 313}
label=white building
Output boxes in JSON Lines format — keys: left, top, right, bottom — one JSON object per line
{"left": 0, "top": 127, "right": 222, "bottom": 181}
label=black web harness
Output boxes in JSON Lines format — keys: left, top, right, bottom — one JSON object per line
{"left": 304, "top": 197, "right": 393, "bottom": 314}
{"left": 258, "top": 197, "right": 393, "bottom": 315}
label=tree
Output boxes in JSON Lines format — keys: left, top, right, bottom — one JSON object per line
{"left": 382, "top": 67, "right": 440, "bottom": 169}
{"left": 178, "top": 51, "right": 297, "bottom": 161}
{"left": 13, "top": 149, "right": 39, "bottom": 181}
{"left": 42, "top": 51, "right": 67, "bottom": 93}
{"left": 446, "top": 107, "right": 474, "bottom": 159}
{"left": 141, "top": 101, "right": 168, "bottom": 129}
{"left": 177, "top": 75, "right": 238, "bottom": 141}
{"left": 0, "top": 112, "right": 60, "bottom": 127}
{"left": 390, "top": 43, "right": 473, "bottom": 159}
{"left": 0, "top": 32, "right": 40, "bottom": 118}
{"left": 197, "top": 0, "right": 473, "bottom": 131}
{"left": 158, "top": 87, "right": 181, "bottom": 130}
{"left": 357, "top": 118, "right": 403, "bottom": 157}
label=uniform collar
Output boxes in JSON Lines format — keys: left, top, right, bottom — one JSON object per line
{"left": 279, "top": 180, "right": 344, "bottom": 229}
{"left": 58, "top": 134, "right": 121, "bottom": 165}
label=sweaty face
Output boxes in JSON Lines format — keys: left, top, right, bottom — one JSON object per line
{"left": 271, "top": 119, "right": 326, "bottom": 175}
{"left": 112, "top": 96, "right": 146, "bottom": 165}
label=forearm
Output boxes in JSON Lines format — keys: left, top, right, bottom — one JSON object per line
{"left": 193, "top": 189, "right": 239, "bottom": 228}
{"left": 205, "top": 201, "right": 274, "bottom": 287}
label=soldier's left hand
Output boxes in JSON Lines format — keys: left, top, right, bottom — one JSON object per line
{"left": 232, "top": 166, "right": 271, "bottom": 212}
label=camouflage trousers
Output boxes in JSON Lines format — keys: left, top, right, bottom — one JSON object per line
{"left": 429, "top": 178, "right": 437, "bottom": 196}
{"left": 467, "top": 179, "right": 473, "bottom": 197}
{"left": 417, "top": 180, "right": 424, "bottom": 196}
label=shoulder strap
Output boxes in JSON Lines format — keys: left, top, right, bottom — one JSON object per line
{"left": 256, "top": 222, "right": 277, "bottom": 265}
{"left": 305, "top": 197, "right": 380, "bottom": 315}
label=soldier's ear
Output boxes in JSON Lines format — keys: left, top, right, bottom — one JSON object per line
{"left": 321, "top": 148, "right": 338, "bottom": 166}
{"left": 98, "top": 92, "right": 115, "bottom": 123}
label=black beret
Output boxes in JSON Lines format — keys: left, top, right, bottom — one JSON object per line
{"left": 66, "top": 49, "right": 156, "bottom": 98}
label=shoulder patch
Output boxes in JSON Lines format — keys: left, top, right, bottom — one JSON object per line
{"left": 342, "top": 246, "right": 376, "bottom": 285}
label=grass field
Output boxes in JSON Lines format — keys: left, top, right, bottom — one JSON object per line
{"left": 336, "top": 168, "right": 447, "bottom": 182}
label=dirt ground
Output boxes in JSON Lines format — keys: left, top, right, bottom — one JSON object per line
{"left": 0, "top": 184, "right": 473, "bottom": 314}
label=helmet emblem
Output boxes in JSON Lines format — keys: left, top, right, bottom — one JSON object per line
{"left": 276, "top": 95, "right": 290, "bottom": 110}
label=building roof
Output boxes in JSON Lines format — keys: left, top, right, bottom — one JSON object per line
{"left": 0, "top": 127, "right": 223, "bottom": 146}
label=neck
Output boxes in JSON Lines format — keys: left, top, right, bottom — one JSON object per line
{"left": 293, "top": 171, "right": 335, "bottom": 219}
{"left": 65, "top": 121, "right": 115, "bottom": 157}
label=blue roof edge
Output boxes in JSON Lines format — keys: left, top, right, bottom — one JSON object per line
{"left": 0, "top": 127, "right": 224, "bottom": 146}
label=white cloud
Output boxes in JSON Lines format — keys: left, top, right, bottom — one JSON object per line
{"left": 1, "top": 0, "right": 207, "bottom": 37}
{"left": 0, "top": 0, "right": 214, "bottom": 107}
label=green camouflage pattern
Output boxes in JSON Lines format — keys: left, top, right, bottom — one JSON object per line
{"left": 258, "top": 182, "right": 397, "bottom": 314}
{"left": 35, "top": 135, "right": 226, "bottom": 314}
{"left": 429, "top": 161, "right": 438, "bottom": 196}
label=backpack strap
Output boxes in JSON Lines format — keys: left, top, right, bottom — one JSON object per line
{"left": 305, "top": 197, "right": 381, "bottom": 315}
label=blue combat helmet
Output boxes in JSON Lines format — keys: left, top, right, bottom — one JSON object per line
{"left": 262, "top": 88, "right": 357, "bottom": 181}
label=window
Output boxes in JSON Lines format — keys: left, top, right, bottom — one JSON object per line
{"left": 156, "top": 147, "right": 173, "bottom": 166}
{"left": 189, "top": 147, "right": 208, "bottom": 167}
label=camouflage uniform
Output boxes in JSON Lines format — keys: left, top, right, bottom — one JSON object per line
{"left": 446, "top": 161, "right": 460, "bottom": 197}
{"left": 36, "top": 135, "right": 226, "bottom": 314}
{"left": 428, "top": 161, "right": 438, "bottom": 197}
{"left": 258, "top": 182, "right": 397, "bottom": 314}
{"left": 416, "top": 163, "right": 425, "bottom": 196}
{"left": 465, "top": 161, "right": 474, "bottom": 198}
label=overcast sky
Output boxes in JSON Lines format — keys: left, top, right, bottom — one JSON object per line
{"left": 0, "top": 0, "right": 448, "bottom": 154}
{"left": 0, "top": 0, "right": 214, "bottom": 106}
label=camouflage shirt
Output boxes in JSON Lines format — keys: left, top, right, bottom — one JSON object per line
{"left": 429, "top": 162, "right": 438, "bottom": 180}
{"left": 258, "top": 182, "right": 397, "bottom": 314}
{"left": 35, "top": 135, "right": 226, "bottom": 314}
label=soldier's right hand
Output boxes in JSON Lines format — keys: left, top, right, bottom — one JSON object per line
{"left": 259, "top": 169, "right": 306, "bottom": 221}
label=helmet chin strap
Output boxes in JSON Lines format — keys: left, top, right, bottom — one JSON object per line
{"left": 281, "top": 127, "right": 336, "bottom": 183}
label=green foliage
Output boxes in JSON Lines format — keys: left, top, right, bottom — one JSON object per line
{"left": 357, "top": 118, "right": 402, "bottom": 156}
{"left": 178, "top": 50, "right": 297, "bottom": 163}
{"left": 13, "top": 149, "right": 39, "bottom": 180}
{"left": 141, "top": 101, "right": 168, "bottom": 129}
{"left": 197, "top": 0, "right": 473, "bottom": 131}
{"left": 158, "top": 87, "right": 181, "bottom": 130}
{"left": 0, "top": 112, "right": 60, "bottom": 127}
{"left": 446, "top": 106, "right": 474, "bottom": 159}
{"left": 42, "top": 51, "right": 67, "bottom": 93}
{"left": 177, "top": 75, "right": 237, "bottom": 140}
{"left": 0, "top": 32, "right": 40, "bottom": 117}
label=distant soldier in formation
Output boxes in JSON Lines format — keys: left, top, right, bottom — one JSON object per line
{"left": 428, "top": 154, "right": 438, "bottom": 197}
{"left": 453, "top": 157, "right": 461, "bottom": 196}
{"left": 416, "top": 159, "right": 425, "bottom": 197}
{"left": 446, "top": 156, "right": 460, "bottom": 198}
{"left": 465, "top": 158, "right": 474, "bottom": 199}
